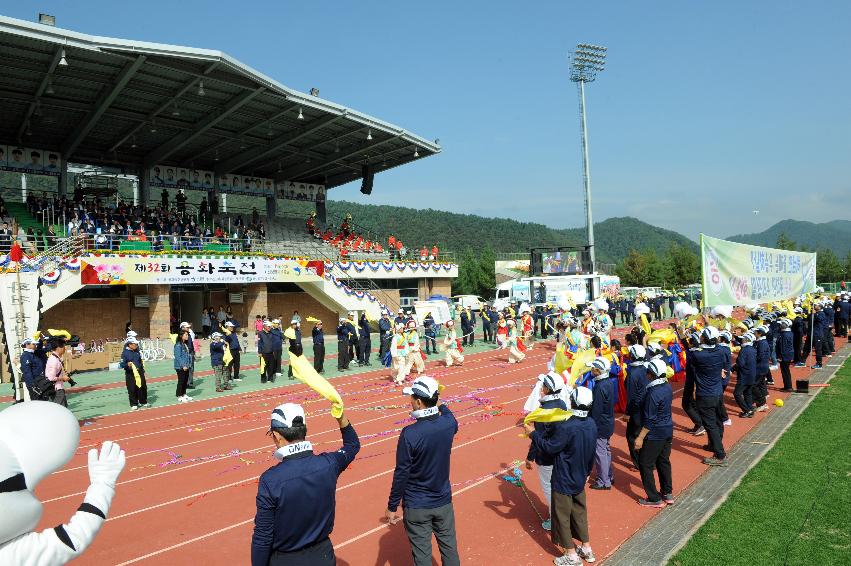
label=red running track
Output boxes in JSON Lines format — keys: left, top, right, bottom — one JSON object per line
{"left": 33, "top": 334, "right": 814, "bottom": 565}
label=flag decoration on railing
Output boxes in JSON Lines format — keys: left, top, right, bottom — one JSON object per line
{"left": 40, "top": 271, "right": 61, "bottom": 286}
{"left": 331, "top": 260, "right": 457, "bottom": 273}
{"left": 62, "top": 257, "right": 81, "bottom": 271}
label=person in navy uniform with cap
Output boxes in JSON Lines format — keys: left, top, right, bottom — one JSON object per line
{"left": 691, "top": 327, "right": 728, "bottom": 465}
{"left": 251, "top": 403, "right": 359, "bottom": 565}
{"left": 385, "top": 376, "right": 460, "bottom": 566}
{"left": 634, "top": 358, "right": 675, "bottom": 508}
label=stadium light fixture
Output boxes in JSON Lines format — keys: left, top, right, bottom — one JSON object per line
{"left": 267, "top": 121, "right": 273, "bottom": 137}
{"left": 297, "top": 107, "right": 304, "bottom": 120}
{"left": 45, "top": 78, "right": 54, "bottom": 95}
{"left": 149, "top": 119, "right": 157, "bottom": 133}
{"left": 309, "top": 87, "right": 320, "bottom": 96}
{"left": 25, "top": 122, "right": 32, "bottom": 136}
{"left": 131, "top": 135, "right": 137, "bottom": 149}
{"left": 58, "top": 47, "right": 68, "bottom": 67}
{"left": 334, "top": 140, "right": 340, "bottom": 153}
{"left": 198, "top": 81, "right": 205, "bottom": 96}
{"left": 569, "top": 42, "right": 607, "bottom": 272}
{"left": 214, "top": 149, "right": 220, "bottom": 161}
{"left": 239, "top": 137, "right": 246, "bottom": 149}
{"left": 277, "top": 160, "right": 283, "bottom": 173}
{"left": 171, "top": 102, "right": 180, "bottom": 116}
{"left": 413, "top": 147, "right": 419, "bottom": 157}
{"left": 367, "top": 128, "right": 373, "bottom": 140}
{"left": 38, "top": 13, "right": 56, "bottom": 26}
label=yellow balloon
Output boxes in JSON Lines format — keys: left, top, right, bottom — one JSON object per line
{"left": 774, "top": 399, "right": 784, "bottom": 407}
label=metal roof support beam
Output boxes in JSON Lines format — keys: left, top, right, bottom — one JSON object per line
{"left": 61, "top": 55, "right": 147, "bottom": 157}
{"left": 16, "top": 47, "right": 64, "bottom": 142}
{"left": 183, "top": 105, "right": 294, "bottom": 163}
{"left": 215, "top": 113, "right": 346, "bottom": 174}
{"left": 278, "top": 135, "right": 400, "bottom": 180}
{"left": 107, "top": 62, "right": 219, "bottom": 153}
{"left": 143, "top": 87, "right": 265, "bottom": 166}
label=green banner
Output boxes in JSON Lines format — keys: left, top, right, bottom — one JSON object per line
{"left": 700, "top": 234, "right": 817, "bottom": 307}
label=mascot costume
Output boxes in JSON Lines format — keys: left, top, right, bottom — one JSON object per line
{"left": 0, "top": 401, "right": 125, "bottom": 565}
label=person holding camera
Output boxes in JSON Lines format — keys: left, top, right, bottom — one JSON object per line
{"left": 45, "top": 340, "right": 72, "bottom": 407}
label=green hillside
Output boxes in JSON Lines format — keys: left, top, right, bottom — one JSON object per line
{"left": 288, "top": 200, "right": 697, "bottom": 264}
{"left": 728, "top": 219, "right": 851, "bottom": 257}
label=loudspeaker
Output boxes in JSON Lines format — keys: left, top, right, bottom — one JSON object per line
{"left": 360, "top": 165, "right": 374, "bottom": 195}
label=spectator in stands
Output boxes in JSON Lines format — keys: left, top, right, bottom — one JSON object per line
{"left": 161, "top": 188, "right": 169, "bottom": 210}
{"left": 396, "top": 239, "right": 404, "bottom": 259}
{"left": 431, "top": 244, "right": 439, "bottom": 260}
{"left": 388, "top": 235, "right": 396, "bottom": 259}
{"left": 0, "top": 222, "right": 12, "bottom": 253}
{"left": 252, "top": 207, "right": 259, "bottom": 226}
{"left": 199, "top": 197, "right": 207, "bottom": 223}
{"left": 420, "top": 246, "right": 428, "bottom": 260}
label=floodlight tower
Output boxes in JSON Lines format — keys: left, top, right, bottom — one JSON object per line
{"left": 570, "top": 43, "right": 606, "bottom": 272}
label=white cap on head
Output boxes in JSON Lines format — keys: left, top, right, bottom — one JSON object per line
{"left": 126, "top": 337, "right": 139, "bottom": 345}
{"left": 224, "top": 321, "right": 235, "bottom": 327}
{"left": 272, "top": 318, "right": 281, "bottom": 324}
{"left": 403, "top": 376, "right": 441, "bottom": 399}
{"left": 587, "top": 356, "right": 611, "bottom": 372}
{"left": 647, "top": 358, "right": 668, "bottom": 378}
{"left": 126, "top": 330, "right": 137, "bottom": 337}
{"left": 702, "top": 326, "right": 720, "bottom": 341}
{"left": 211, "top": 332, "right": 222, "bottom": 339}
{"left": 742, "top": 332, "right": 755, "bottom": 343}
{"left": 397, "top": 308, "right": 404, "bottom": 314}
{"left": 570, "top": 386, "right": 593, "bottom": 409}
{"left": 628, "top": 344, "right": 646, "bottom": 360}
{"left": 539, "top": 371, "right": 563, "bottom": 394}
{"left": 290, "top": 319, "right": 299, "bottom": 325}
{"left": 263, "top": 319, "right": 272, "bottom": 327}
{"left": 270, "top": 403, "right": 305, "bottom": 430}
{"left": 20, "top": 338, "right": 36, "bottom": 347}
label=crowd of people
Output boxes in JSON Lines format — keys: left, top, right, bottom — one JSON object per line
{"left": 21, "top": 190, "right": 266, "bottom": 253}
{"left": 306, "top": 211, "right": 441, "bottom": 260}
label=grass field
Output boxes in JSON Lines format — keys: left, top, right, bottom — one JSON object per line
{"left": 670, "top": 359, "right": 851, "bottom": 565}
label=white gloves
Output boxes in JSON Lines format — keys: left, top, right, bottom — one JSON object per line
{"left": 87, "top": 441, "right": 125, "bottom": 489}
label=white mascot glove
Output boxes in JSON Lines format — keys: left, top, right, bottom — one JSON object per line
{"left": 88, "top": 441, "right": 126, "bottom": 489}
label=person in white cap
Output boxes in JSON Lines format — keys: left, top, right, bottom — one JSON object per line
{"left": 19, "top": 338, "right": 43, "bottom": 400}
{"left": 251, "top": 403, "right": 359, "bottom": 565}
{"left": 586, "top": 357, "right": 616, "bottom": 490}
{"left": 624, "top": 344, "right": 648, "bottom": 469}
{"left": 223, "top": 321, "right": 242, "bottom": 385}
{"left": 526, "top": 372, "right": 569, "bottom": 531}
{"left": 209, "top": 332, "right": 230, "bottom": 392}
{"left": 634, "top": 358, "right": 675, "bottom": 508}
{"left": 386, "top": 377, "right": 460, "bottom": 566}
{"left": 336, "top": 317, "right": 352, "bottom": 372}
{"left": 524, "top": 386, "right": 597, "bottom": 566}
{"left": 442, "top": 320, "right": 464, "bottom": 367}
{"left": 257, "top": 320, "right": 277, "bottom": 383}
{"left": 691, "top": 326, "right": 728, "bottom": 466}
{"left": 119, "top": 338, "right": 148, "bottom": 410}
{"left": 391, "top": 324, "right": 410, "bottom": 385}
{"left": 179, "top": 322, "right": 197, "bottom": 389}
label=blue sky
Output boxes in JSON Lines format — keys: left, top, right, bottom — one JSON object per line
{"left": 5, "top": 1, "right": 850, "bottom": 240}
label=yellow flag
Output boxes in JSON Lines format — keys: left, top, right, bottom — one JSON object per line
{"left": 47, "top": 329, "right": 72, "bottom": 340}
{"left": 306, "top": 316, "right": 321, "bottom": 323}
{"left": 524, "top": 407, "right": 572, "bottom": 425}
{"left": 223, "top": 343, "right": 233, "bottom": 366}
{"left": 289, "top": 353, "right": 344, "bottom": 417}
{"left": 128, "top": 362, "right": 142, "bottom": 388}
{"left": 259, "top": 355, "right": 265, "bottom": 376}
{"left": 648, "top": 328, "right": 678, "bottom": 345}
{"left": 639, "top": 314, "right": 652, "bottom": 336}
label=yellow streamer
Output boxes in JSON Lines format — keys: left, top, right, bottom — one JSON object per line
{"left": 639, "top": 313, "right": 652, "bottom": 336}
{"left": 288, "top": 353, "right": 344, "bottom": 418}
{"left": 523, "top": 407, "right": 572, "bottom": 425}
{"left": 223, "top": 343, "right": 233, "bottom": 366}
{"left": 128, "top": 362, "right": 142, "bottom": 388}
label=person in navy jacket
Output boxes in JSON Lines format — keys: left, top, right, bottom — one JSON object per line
{"left": 257, "top": 320, "right": 277, "bottom": 383}
{"left": 634, "top": 358, "right": 675, "bottom": 507}
{"left": 223, "top": 321, "right": 242, "bottom": 384}
{"left": 752, "top": 326, "right": 771, "bottom": 412}
{"left": 681, "top": 332, "right": 704, "bottom": 435}
{"left": 357, "top": 314, "right": 371, "bottom": 366}
{"left": 286, "top": 320, "right": 303, "bottom": 379}
{"left": 19, "top": 338, "right": 45, "bottom": 400}
{"left": 777, "top": 318, "right": 795, "bottom": 391}
{"left": 378, "top": 311, "right": 392, "bottom": 361}
{"left": 837, "top": 293, "right": 850, "bottom": 340}
{"left": 251, "top": 403, "right": 359, "bottom": 566}
{"left": 525, "top": 386, "right": 598, "bottom": 566}
{"left": 624, "top": 344, "right": 648, "bottom": 469}
{"left": 733, "top": 332, "right": 757, "bottom": 417}
{"left": 587, "top": 357, "right": 616, "bottom": 489}
{"left": 792, "top": 307, "right": 806, "bottom": 366}
{"left": 119, "top": 338, "right": 147, "bottom": 410}
{"left": 811, "top": 304, "right": 826, "bottom": 369}
{"left": 312, "top": 320, "right": 325, "bottom": 373}
{"left": 209, "top": 332, "right": 229, "bottom": 392}
{"left": 525, "top": 372, "right": 569, "bottom": 532}
{"left": 690, "top": 327, "right": 727, "bottom": 465}
{"left": 386, "top": 377, "right": 460, "bottom": 566}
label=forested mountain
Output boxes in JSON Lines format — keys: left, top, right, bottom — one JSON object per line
{"left": 728, "top": 220, "right": 851, "bottom": 257}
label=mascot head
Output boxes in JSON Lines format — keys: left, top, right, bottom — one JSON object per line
{"left": 0, "top": 402, "right": 80, "bottom": 544}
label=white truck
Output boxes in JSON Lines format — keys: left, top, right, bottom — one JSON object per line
{"left": 492, "top": 274, "right": 620, "bottom": 311}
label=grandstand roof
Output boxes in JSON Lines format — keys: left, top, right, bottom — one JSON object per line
{"left": 0, "top": 14, "right": 441, "bottom": 188}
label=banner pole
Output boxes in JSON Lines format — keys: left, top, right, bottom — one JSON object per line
{"left": 699, "top": 233, "right": 706, "bottom": 313}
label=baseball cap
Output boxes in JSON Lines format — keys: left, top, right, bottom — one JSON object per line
{"left": 741, "top": 332, "right": 755, "bottom": 343}
{"left": 224, "top": 321, "right": 235, "bottom": 328}
{"left": 539, "top": 372, "right": 564, "bottom": 394}
{"left": 272, "top": 318, "right": 281, "bottom": 324}
{"left": 126, "top": 330, "right": 138, "bottom": 337}
{"left": 702, "top": 326, "right": 720, "bottom": 341}
{"left": 126, "top": 337, "right": 139, "bottom": 345}
{"left": 20, "top": 338, "right": 36, "bottom": 347}
{"left": 270, "top": 403, "right": 305, "bottom": 430}
{"left": 179, "top": 321, "right": 190, "bottom": 328}
{"left": 263, "top": 319, "right": 272, "bottom": 327}
{"left": 211, "top": 332, "right": 222, "bottom": 339}
{"left": 403, "top": 376, "right": 442, "bottom": 399}
{"left": 586, "top": 356, "right": 611, "bottom": 373}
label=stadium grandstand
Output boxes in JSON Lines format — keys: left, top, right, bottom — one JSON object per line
{"left": 0, "top": 13, "right": 456, "bottom": 388}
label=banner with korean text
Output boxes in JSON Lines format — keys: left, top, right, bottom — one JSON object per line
{"left": 80, "top": 257, "right": 324, "bottom": 285}
{"left": 700, "top": 234, "right": 817, "bottom": 307}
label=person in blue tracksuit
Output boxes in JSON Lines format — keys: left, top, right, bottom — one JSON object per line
{"left": 459, "top": 308, "right": 471, "bottom": 347}
{"left": 209, "top": 332, "right": 229, "bottom": 392}
{"left": 271, "top": 320, "right": 284, "bottom": 378}
{"left": 752, "top": 326, "right": 771, "bottom": 411}
{"left": 624, "top": 344, "right": 648, "bottom": 469}
{"left": 682, "top": 332, "right": 704, "bottom": 435}
{"left": 717, "top": 331, "right": 733, "bottom": 426}
{"left": 690, "top": 327, "right": 727, "bottom": 465}
{"left": 488, "top": 307, "right": 500, "bottom": 344}
{"left": 634, "top": 358, "right": 674, "bottom": 507}
{"left": 378, "top": 312, "right": 393, "bottom": 361}
{"left": 258, "top": 320, "right": 277, "bottom": 383}
{"left": 778, "top": 319, "right": 795, "bottom": 391}
{"left": 588, "top": 357, "right": 616, "bottom": 489}
{"left": 312, "top": 321, "right": 325, "bottom": 373}
{"left": 336, "top": 318, "right": 351, "bottom": 371}
{"left": 119, "top": 338, "right": 148, "bottom": 410}
{"left": 811, "top": 304, "right": 825, "bottom": 368}
{"left": 525, "top": 372, "right": 568, "bottom": 532}
{"left": 251, "top": 403, "right": 359, "bottom": 566}
{"left": 386, "top": 376, "right": 460, "bottom": 566}
{"left": 357, "top": 314, "right": 372, "bottom": 366}
{"left": 223, "top": 321, "right": 242, "bottom": 385}
{"left": 792, "top": 308, "right": 806, "bottom": 366}
{"left": 733, "top": 332, "right": 757, "bottom": 417}
{"left": 173, "top": 330, "right": 195, "bottom": 403}
{"left": 525, "top": 386, "right": 598, "bottom": 566}
{"left": 824, "top": 300, "right": 835, "bottom": 355}
{"left": 423, "top": 313, "right": 437, "bottom": 354}
{"left": 837, "top": 293, "right": 850, "bottom": 340}
{"left": 287, "top": 320, "right": 303, "bottom": 379}
{"left": 19, "top": 338, "right": 45, "bottom": 400}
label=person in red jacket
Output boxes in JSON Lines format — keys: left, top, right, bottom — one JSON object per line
{"left": 431, "top": 244, "right": 439, "bottom": 260}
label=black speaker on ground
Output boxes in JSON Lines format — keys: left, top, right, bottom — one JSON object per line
{"left": 360, "top": 165, "right": 374, "bottom": 195}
